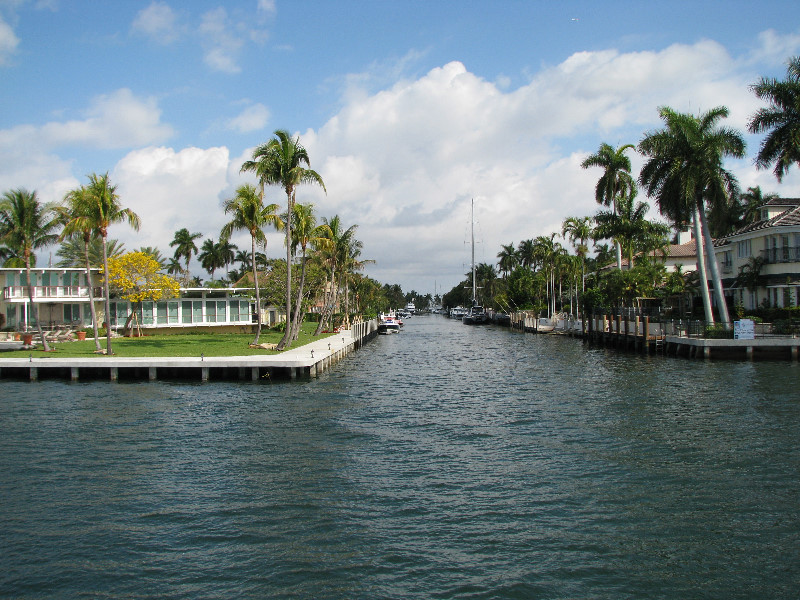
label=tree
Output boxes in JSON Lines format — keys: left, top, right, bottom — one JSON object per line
{"left": 60, "top": 185, "right": 104, "bottom": 350}
{"left": 103, "top": 252, "right": 180, "bottom": 336}
{"left": 594, "top": 192, "right": 668, "bottom": 269}
{"left": 55, "top": 237, "right": 125, "bottom": 268}
{"left": 135, "top": 246, "right": 167, "bottom": 271}
{"left": 169, "top": 228, "right": 202, "bottom": 285}
{"left": 497, "top": 243, "right": 518, "bottom": 279}
{"left": 562, "top": 216, "right": 592, "bottom": 295}
{"left": 198, "top": 238, "right": 225, "bottom": 281}
{"left": 740, "top": 186, "right": 779, "bottom": 225}
{"left": 581, "top": 143, "right": 637, "bottom": 270}
{"left": 220, "top": 183, "right": 282, "bottom": 345}
{"left": 639, "top": 106, "right": 744, "bottom": 326}
{"left": 80, "top": 173, "right": 141, "bottom": 354}
{"left": 734, "top": 256, "right": 766, "bottom": 308}
{"left": 314, "top": 215, "right": 358, "bottom": 335}
{"left": 241, "top": 130, "right": 326, "bottom": 351}
{"left": 0, "top": 189, "right": 60, "bottom": 350}
{"left": 287, "top": 203, "right": 332, "bottom": 341}
{"left": 748, "top": 56, "right": 800, "bottom": 181}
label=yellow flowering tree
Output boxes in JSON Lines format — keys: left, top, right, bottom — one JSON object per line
{"left": 102, "top": 251, "right": 180, "bottom": 336}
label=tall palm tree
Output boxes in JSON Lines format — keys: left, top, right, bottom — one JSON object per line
{"left": 241, "top": 130, "right": 326, "bottom": 350}
{"left": 217, "top": 239, "right": 238, "bottom": 280}
{"left": 517, "top": 239, "right": 537, "bottom": 271}
{"left": 220, "top": 183, "right": 281, "bottom": 345}
{"left": 0, "top": 189, "right": 60, "bottom": 350}
{"left": 748, "top": 56, "right": 800, "bottom": 182}
{"left": 639, "top": 106, "right": 744, "bottom": 326}
{"left": 581, "top": 143, "right": 637, "bottom": 270}
{"left": 169, "top": 228, "right": 202, "bottom": 285}
{"left": 314, "top": 215, "right": 357, "bottom": 335}
{"left": 198, "top": 238, "right": 225, "bottom": 281}
{"left": 287, "top": 203, "right": 332, "bottom": 341}
{"left": 739, "top": 186, "right": 779, "bottom": 225}
{"left": 59, "top": 185, "right": 104, "bottom": 350}
{"left": 497, "top": 243, "right": 518, "bottom": 279}
{"left": 562, "top": 216, "right": 592, "bottom": 293}
{"left": 84, "top": 173, "right": 140, "bottom": 354}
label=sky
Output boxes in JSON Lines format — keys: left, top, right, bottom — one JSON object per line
{"left": 2, "top": 0, "right": 800, "bottom": 296}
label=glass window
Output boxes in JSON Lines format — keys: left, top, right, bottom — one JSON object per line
{"left": 182, "top": 301, "right": 193, "bottom": 323}
{"left": 217, "top": 300, "right": 226, "bottom": 322}
{"left": 206, "top": 300, "right": 217, "bottom": 322}
{"left": 168, "top": 301, "right": 178, "bottom": 323}
{"left": 193, "top": 301, "right": 203, "bottom": 323}
{"left": 157, "top": 301, "right": 168, "bottom": 323}
{"left": 142, "top": 302, "right": 154, "bottom": 325}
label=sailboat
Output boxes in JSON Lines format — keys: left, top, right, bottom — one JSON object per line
{"left": 462, "top": 199, "right": 488, "bottom": 325}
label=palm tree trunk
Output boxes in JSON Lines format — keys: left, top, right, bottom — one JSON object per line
{"left": 84, "top": 235, "right": 102, "bottom": 351}
{"left": 25, "top": 256, "right": 50, "bottom": 351}
{"left": 251, "top": 235, "right": 262, "bottom": 345}
{"left": 314, "top": 267, "right": 336, "bottom": 335}
{"left": 692, "top": 206, "right": 714, "bottom": 324}
{"left": 277, "top": 189, "right": 294, "bottom": 351}
{"left": 615, "top": 240, "right": 623, "bottom": 270}
{"left": 290, "top": 250, "right": 308, "bottom": 341}
{"left": 698, "top": 205, "right": 731, "bottom": 328}
{"left": 101, "top": 233, "right": 113, "bottom": 355}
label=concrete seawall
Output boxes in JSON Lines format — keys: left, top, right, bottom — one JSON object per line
{"left": 0, "top": 319, "right": 380, "bottom": 382}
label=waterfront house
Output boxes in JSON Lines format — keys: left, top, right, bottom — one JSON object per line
{"left": 1, "top": 267, "right": 284, "bottom": 333}
{"left": 715, "top": 198, "right": 800, "bottom": 310}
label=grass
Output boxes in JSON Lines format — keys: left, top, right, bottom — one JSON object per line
{"left": 0, "top": 322, "right": 335, "bottom": 359}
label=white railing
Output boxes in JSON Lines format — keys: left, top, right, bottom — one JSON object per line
{"left": 3, "top": 286, "right": 104, "bottom": 300}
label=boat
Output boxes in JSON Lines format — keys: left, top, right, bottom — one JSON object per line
{"left": 378, "top": 313, "right": 402, "bottom": 334}
{"left": 536, "top": 317, "right": 556, "bottom": 333}
{"left": 462, "top": 199, "right": 489, "bottom": 326}
{"left": 450, "top": 306, "right": 467, "bottom": 319}
{"left": 463, "top": 304, "right": 488, "bottom": 325}
{"left": 405, "top": 302, "right": 416, "bottom": 315}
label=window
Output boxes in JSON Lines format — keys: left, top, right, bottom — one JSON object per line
{"left": 63, "top": 304, "right": 81, "bottom": 323}
{"left": 737, "top": 239, "right": 751, "bottom": 258}
{"left": 206, "top": 300, "right": 217, "bottom": 322}
{"left": 182, "top": 301, "right": 193, "bottom": 323}
{"left": 141, "top": 302, "right": 154, "bottom": 325}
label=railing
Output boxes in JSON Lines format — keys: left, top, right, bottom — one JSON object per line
{"left": 761, "top": 246, "right": 800, "bottom": 264}
{"left": 591, "top": 314, "right": 795, "bottom": 339}
{"left": 2, "top": 286, "right": 104, "bottom": 300}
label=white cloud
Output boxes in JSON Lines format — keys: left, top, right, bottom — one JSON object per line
{"left": 199, "top": 7, "right": 243, "bottom": 74}
{"left": 0, "top": 14, "right": 20, "bottom": 66}
{"left": 131, "top": 1, "right": 180, "bottom": 44}
{"left": 37, "top": 88, "right": 174, "bottom": 149}
{"left": 227, "top": 103, "right": 270, "bottom": 134}
{"left": 294, "top": 38, "right": 800, "bottom": 292}
{"left": 112, "top": 146, "right": 231, "bottom": 251}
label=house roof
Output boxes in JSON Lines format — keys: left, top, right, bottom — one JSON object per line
{"left": 764, "top": 197, "right": 800, "bottom": 207}
{"left": 724, "top": 205, "right": 800, "bottom": 238}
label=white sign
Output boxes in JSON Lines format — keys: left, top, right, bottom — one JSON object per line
{"left": 734, "top": 319, "right": 755, "bottom": 340}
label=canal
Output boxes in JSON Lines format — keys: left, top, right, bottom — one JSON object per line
{"left": 1, "top": 315, "right": 798, "bottom": 598}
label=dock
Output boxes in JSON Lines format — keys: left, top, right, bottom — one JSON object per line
{"left": 0, "top": 319, "right": 379, "bottom": 382}
{"left": 510, "top": 311, "right": 800, "bottom": 361}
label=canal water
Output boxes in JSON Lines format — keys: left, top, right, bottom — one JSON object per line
{"left": 1, "top": 316, "right": 799, "bottom": 599}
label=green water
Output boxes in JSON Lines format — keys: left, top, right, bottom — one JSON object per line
{"left": 1, "top": 316, "right": 798, "bottom": 598}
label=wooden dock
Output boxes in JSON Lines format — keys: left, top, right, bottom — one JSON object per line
{"left": 510, "top": 312, "right": 800, "bottom": 361}
{"left": 0, "top": 320, "right": 379, "bottom": 382}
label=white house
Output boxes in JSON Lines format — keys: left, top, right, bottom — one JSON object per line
{"left": 1, "top": 267, "right": 283, "bottom": 333}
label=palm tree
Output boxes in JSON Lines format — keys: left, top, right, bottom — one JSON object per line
{"left": 748, "top": 56, "right": 800, "bottom": 181}
{"left": 59, "top": 185, "right": 104, "bottom": 350}
{"left": 169, "top": 228, "right": 202, "bottom": 285}
{"left": 287, "top": 202, "right": 332, "bottom": 341}
{"left": 217, "top": 239, "right": 238, "bottom": 280}
{"left": 497, "top": 243, "right": 518, "bottom": 279}
{"left": 639, "top": 106, "right": 744, "bottom": 326}
{"left": 740, "top": 186, "right": 779, "bottom": 225}
{"left": 220, "top": 183, "right": 281, "bottom": 345}
{"left": 581, "top": 143, "right": 637, "bottom": 270}
{"left": 0, "top": 189, "right": 61, "bottom": 350}
{"left": 166, "top": 256, "right": 183, "bottom": 277}
{"left": 55, "top": 236, "right": 125, "bottom": 268}
{"left": 135, "top": 246, "right": 167, "bottom": 271}
{"left": 241, "top": 130, "right": 326, "bottom": 350}
{"left": 314, "top": 215, "right": 358, "bottom": 335}
{"left": 562, "top": 216, "right": 592, "bottom": 293}
{"left": 517, "top": 239, "right": 537, "bottom": 271}
{"left": 198, "top": 238, "right": 225, "bottom": 281}
{"left": 84, "top": 173, "right": 140, "bottom": 354}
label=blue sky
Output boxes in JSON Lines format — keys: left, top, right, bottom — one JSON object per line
{"left": 2, "top": 1, "right": 800, "bottom": 295}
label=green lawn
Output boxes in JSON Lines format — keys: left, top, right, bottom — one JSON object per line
{"left": 1, "top": 323, "right": 334, "bottom": 358}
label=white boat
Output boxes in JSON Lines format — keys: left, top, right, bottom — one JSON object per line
{"left": 405, "top": 302, "right": 416, "bottom": 315}
{"left": 537, "top": 317, "right": 556, "bottom": 333}
{"left": 463, "top": 305, "right": 488, "bottom": 325}
{"left": 378, "top": 313, "right": 402, "bottom": 334}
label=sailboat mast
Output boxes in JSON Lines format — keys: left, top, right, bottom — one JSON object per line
{"left": 471, "top": 198, "right": 476, "bottom": 305}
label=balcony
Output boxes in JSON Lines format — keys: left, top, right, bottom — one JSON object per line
{"left": 3, "top": 286, "right": 104, "bottom": 301}
{"left": 761, "top": 246, "right": 800, "bottom": 264}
